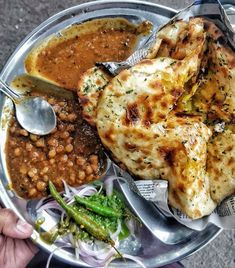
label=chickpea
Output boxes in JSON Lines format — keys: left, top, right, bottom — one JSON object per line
{"left": 9, "top": 140, "right": 16, "bottom": 146}
{"left": 49, "top": 159, "right": 55, "bottom": 164}
{"left": 69, "top": 173, "right": 76, "bottom": 184}
{"left": 19, "top": 165, "right": 27, "bottom": 175}
{"left": 43, "top": 175, "right": 49, "bottom": 182}
{"left": 67, "top": 113, "right": 77, "bottom": 122}
{"left": 78, "top": 171, "right": 85, "bottom": 181}
{"left": 35, "top": 138, "right": 45, "bottom": 148}
{"left": 67, "top": 161, "right": 74, "bottom": 167}
{"left": 28, "top": 168, "right": 37, "bottom": 178}
{"left": 91, "top": 164, "right": 98, "bottom": 173}
{"left": 56, "top": 145, "right": 64, "bottom": 153}
{"left": 30, "top": 134, "right": 39, "bottom": 141}
{"left": 10, "top": 126, "right": 16, "bottom": 133}
{"left": 58, "top": 101, "right": 65, "bottom": 107}
{"left": 60, "top": 131, "right": 70, "bottom": 139}
{"left": 36, "top": 181, "right": 47, "bottom": 192}
{"left": 40, "top": 166, "right": 49, "bottom": 175}
{"left": 31, "top": 175, "right": 39, "bottom": 182}
{"left": 48, "top": 98, "right": 56, "bottom": 105}
{"left": 58, "top": 165, "right": 65, "bottom": 171}
{"left": 47, "top": 138, "right": 58, "bottom": 147}
{"left": 65, "top": 144, "right": 73, "bottom": 153}
{"left": 89, "top": 155, "right": 99, "bottom": 165}
{"left": 59, "top": 113, "right": 67, "bottom": 121}
{"left": 85, "top": 165, "right": 93, "bottom": 175}
{"left": 66, "top": 137, "right": 73, "bottom": 144}
{"left": 19, "top": 129, "right": 29, "bottom": 136}
{"left": 31, "top": 151, "right": 39, "bottom": 159}
{"left": 48, "top": 149, "right": 56, "bottom": 158}
{"left": 60, "top": 154, "right": 68, "bottom": 162}
{"left": 55, "top": 178, "right": 63, "bottom": 188}
{"left": 87, "top": 174, "right": 94, "bottom": 182}
{"left": 76, "top": 156, "right": 86, "bottom": 166}
{"left": 58, "top": 124, "right": 65, "bottom": 131}
{"left": 26, "top": 142, "right": 33, "bottom": 151}
{"left": 66, "top": 125, "right": 75, "bottom": 132}
{"left": 28, "top": 188, "right": 37, "bottom": 197}
{"left": 53, "top": 105, "right": 60, "bottom": 113}
{"left": 14, "top": 148, "right": 21, "bottom": 156}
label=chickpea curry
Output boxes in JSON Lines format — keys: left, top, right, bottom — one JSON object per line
{"left": 6, "top": 18, "right": 145, "bottom": 199}
{"left": 6, "top": 89, "right": 104, "bottom": 199}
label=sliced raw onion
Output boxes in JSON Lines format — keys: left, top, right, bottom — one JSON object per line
{"left": 97, "top": 184, "right": 103, "bottom": 194}
{"left": 125, "top": 218, "right": 137, "bottom": 236}
{"left": 104, "top": 254, "right": 146, "bottom": 268}
{"left": 78, "top": 240, "right": 114, "bottom": 258}
{"left": 62, "top": 180, "right": 72, "bottom": 199}
{"left": 35, "top": 197, "right": 46, "bottom": 210}
{"left": 75, "top": 186, "right": 97, "bottom": 197}
{"left": 104, "top": 176, "right": 126, "bottom": 196}
{"left": 46, "top": 244, "right": 72, "bottom": 268}
{"left": 38, "top": 179, "right": 139, "bottom": 268}
{"left": 37, "top": 202, "right": 63, "bottom": 213}
{"left": 111, "top": 219, "right": 122, "bottom": 240}
{"left": 44, "top": 209, "right": 62, "bottom": 219}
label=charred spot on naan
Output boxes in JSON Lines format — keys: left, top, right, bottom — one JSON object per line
{"left": 77, "top": 67, "right": 111, "bottom": 126}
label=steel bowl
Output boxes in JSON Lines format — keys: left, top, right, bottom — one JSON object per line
{"left": 0, "top": 1, "right": 221, "bottom": 267}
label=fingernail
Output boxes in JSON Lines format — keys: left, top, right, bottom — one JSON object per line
{"left": 16, "top": 219, "right": 33, "bottom": 234}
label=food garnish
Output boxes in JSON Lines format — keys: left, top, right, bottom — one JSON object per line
{"left": 36, "top": 179, "right": 144, "bottom": 268}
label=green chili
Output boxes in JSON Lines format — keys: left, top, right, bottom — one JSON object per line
{"left": 48, "top": 181, "right": 115, "bottom": 246}
{"left": 74, "top": 195, "right": 122, "bottom": 218}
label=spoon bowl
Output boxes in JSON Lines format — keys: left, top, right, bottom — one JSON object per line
{"left": 0, "top": 78, "right": 56, "bottom": 135}
{"left": 15, "top": 96, "right": 56, "bottom": 135}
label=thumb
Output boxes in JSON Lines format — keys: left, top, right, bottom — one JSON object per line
{"left": 0, "top": 208, "right": 33, "bottom": 239}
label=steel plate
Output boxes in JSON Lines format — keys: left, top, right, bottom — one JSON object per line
{"left": 0, "top": 1, "right": 221, "bottom": 267}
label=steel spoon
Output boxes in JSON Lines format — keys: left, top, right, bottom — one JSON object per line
{"left": 117, "top": 179, "right": 195, "bottom": 245}
{"left": 0, "top": 79, "right": 56, "bottom": 135}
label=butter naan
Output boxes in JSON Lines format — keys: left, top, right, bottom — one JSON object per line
{"left": 77, "top": 17, "right": 235, "bottom": 219}
{"left": 94, "top": 19, "right": 219, "bottom": 219}
{"left": 78, "top": 18, "right": 220, "bottom": 219}
{"left": 207, "top": 129, "right": 235, "bottom": 204}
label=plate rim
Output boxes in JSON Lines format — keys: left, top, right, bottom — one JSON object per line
{"left": 0, "top": 1, "right": 221, "bottom": 267}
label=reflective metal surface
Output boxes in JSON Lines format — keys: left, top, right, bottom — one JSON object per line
{"left": 0, "top": 1, "right": 221, "bottom": 267}
{"left": 118, "top": 180, "right": 195, "bottom": 245}
{"left": 0, "top": 79, "right": 56, "bottom": 135}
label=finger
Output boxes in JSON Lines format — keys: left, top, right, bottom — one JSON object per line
{"left": 13, "top": 239, "right": 39, "bottom": 268}
{"left": 0, "top": 208, "right": 33, "bottom": 239}
{"left": 25, "top": 239, "right": 39, "bottom": 255}
{"left": 0, "top": 237, "right": 39, "bottom": 268}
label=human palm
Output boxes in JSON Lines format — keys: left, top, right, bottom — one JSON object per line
{"left": 0, "top": 208, "right": 38, "bottom": 268}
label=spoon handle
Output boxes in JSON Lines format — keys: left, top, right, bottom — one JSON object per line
{"left": 0, "top": 80, "right": 21, "bottom": 101}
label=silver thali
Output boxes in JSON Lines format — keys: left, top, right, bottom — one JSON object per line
{"left": 0, "top": 1, "right": 221, "bottom": 267}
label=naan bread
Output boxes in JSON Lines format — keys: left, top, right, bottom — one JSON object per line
{"left": 207, "top": 129, "right": 235, "bottom": 203}
{"left": 193, "top": 40, "right": 235, "bottom": 122}
{"left": 78, "top": 17, "right": 232, "bottom": 219}
{"left": 77, "top": 67, "right": 110, "bottom": 126}
{"left": 97, "top": 112, "right": 216, "bottom": 219}
{"left": 95, "top": 24, "right": 213, "bottom": 218}
{"left": 77, "top": 17, "right": 235, "bottom": 219}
